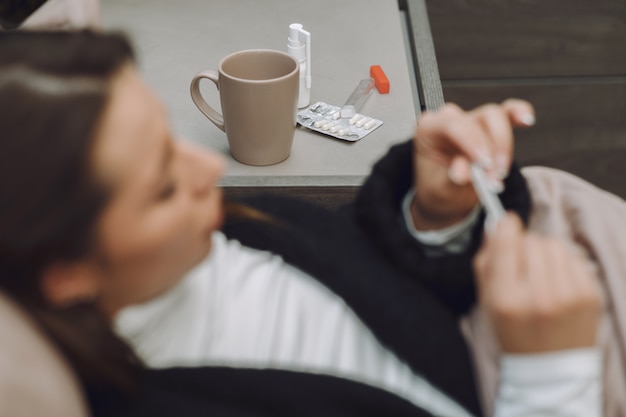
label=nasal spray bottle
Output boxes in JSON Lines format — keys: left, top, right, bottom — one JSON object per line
{"left": 287, "top": 23, "right": 311, "bottom": 109}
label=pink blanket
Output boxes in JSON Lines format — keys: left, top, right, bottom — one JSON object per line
{"left": 463, "top": 166, "right": 626, "bottom": 417}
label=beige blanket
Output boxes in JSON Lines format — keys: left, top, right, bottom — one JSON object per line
{"left": 463, "top": 166, "right": 626, "bottom": 417}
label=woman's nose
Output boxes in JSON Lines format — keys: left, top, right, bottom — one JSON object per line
{"left": 178, "top": 140, "right": 226, "bottom": 197}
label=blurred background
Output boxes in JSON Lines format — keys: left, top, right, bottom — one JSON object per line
{"left": 422, "top": 0, "right": 626, "bottom": 198}
{"left": 4, "top": 0, "right": 625, "bottom": 198}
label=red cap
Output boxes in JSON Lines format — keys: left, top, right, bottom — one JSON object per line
{"left": 370, "top": 65, "right": 390, "bottom": 94}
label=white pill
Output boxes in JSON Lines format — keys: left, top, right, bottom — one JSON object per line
{"left": 322, "top": 121, "right": 334, "bottom": 130}
{"left": 348, "top": 114, "right": 361, "bottom": 125}
{"left": 364, "top": 119, "right": 377, "bottom": 129}
{"left": 338, "top": 127, "right": 350, "bottom": 136}
{"left": 314, "top": 119, "right": 325, "bottom": 128}
{"left": 355, "top": 117, "right": 369, "bottom": 128}
{"left": 331, "top": 112, "right": 341, "bottom": 120}
{"left": 329, "top": 124, "right": 342, "bottom": 133}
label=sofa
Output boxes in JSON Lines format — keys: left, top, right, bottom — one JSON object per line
{"left": 0, "top": 291, "right": 87, "bottom": 417}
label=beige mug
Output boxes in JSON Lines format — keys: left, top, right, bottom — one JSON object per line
{"left": 190, "top": 49, "right": 299, "bottom": 166}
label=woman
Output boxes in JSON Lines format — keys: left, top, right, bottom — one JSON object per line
{"left": 0, "top": 30, "right": 601, "bottom": 416}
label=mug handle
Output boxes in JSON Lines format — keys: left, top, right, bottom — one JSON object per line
{"left": 190, "top": 69, "right": 225, "bottom": 131}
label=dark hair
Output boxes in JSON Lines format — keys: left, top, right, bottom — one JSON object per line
{"left": 0, "top": 30, "right": 142, "bottom": 394}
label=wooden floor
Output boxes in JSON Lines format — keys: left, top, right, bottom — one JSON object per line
{"left": 425, "top": 0, "right": 626, "bottom": 198}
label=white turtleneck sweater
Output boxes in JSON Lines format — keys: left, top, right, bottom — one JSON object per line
{"left": 115, "top": 196, "right": 600, "bottom": 417}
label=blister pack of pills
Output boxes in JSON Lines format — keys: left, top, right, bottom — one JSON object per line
{"left": 297, "top": 101, "right": 383, "bottom": 142}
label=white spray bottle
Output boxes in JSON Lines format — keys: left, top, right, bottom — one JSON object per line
{"left": 287, "top": 23, "right": 311, "bottom": 109}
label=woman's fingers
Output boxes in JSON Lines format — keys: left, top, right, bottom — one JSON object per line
{"left": 469, "top": 104, "right": 514, "bottom": 179}
{"left": 447, "top": 156, "right": 472, "bottom": 186}
{"left": 561, "top": 246, "right": 602, "bottom": 346}
{"left": 417, "top": 103, "right": 494, "bottom": 168}
{"left": 526, "top": 238, "right": 600, "bottom": 351}
{"left": 417, "top": 99, "right": 534, "bottom": 184}
{"left": 475, "top": 213, "right": 524, "bottom": 294}
{"left": 469, "top": 98, "right": 534, "bottom": 180}
{"left": 524, "top": 236, "right": 562, "bottom": 316}
{"left": 475, "top": 222, "right": 601, "bottom": 354}
{"left": 501, "top": 98, "right": 536, "bottom": 128}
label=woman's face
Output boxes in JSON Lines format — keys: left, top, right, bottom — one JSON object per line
{"left": 88, "top": 66, "right": 226, "bottom": 315}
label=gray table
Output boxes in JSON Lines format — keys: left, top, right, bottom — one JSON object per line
{"left": 102, "top": 0, "right": 443, "bottom": 206}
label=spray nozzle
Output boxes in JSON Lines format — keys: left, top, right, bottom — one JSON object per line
{"left": 288, "top": 23, "right": 311, "bottom": 89}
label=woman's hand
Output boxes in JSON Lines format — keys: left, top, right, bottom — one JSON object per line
{"left": 411, "top": 100, "right": 535, "bottom": 230}
{"left": 473, "top": 214, "right": 601, "bottom": 354}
